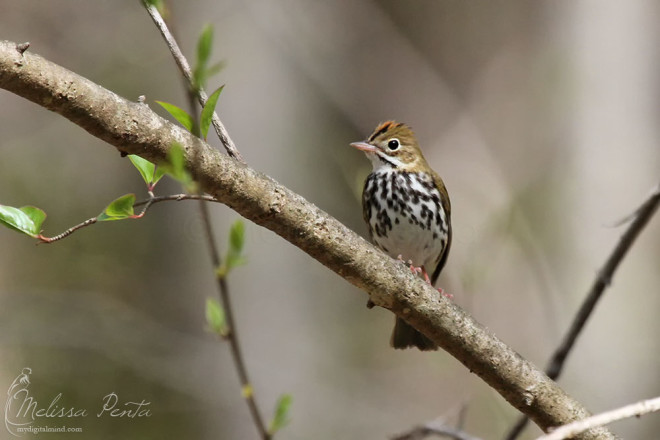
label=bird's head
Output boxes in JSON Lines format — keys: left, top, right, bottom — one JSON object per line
{"left": 350, "top": 121, "right": 427, "bottom": 172}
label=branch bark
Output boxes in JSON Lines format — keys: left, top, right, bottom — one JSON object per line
{"left": 0, "top": 40, "right": 616, "bottom": 439}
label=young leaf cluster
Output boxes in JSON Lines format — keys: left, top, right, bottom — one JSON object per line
{"left": 269, "top": 394, "right": 293, "bottom": 435}
{"left": 215, "top": 220, "right": 247, "bottom": 279}
{"left": 193, "top": 24, "right": 225, "bottom": 92}
{"left": 156, "top": 23, "right": 225, "bottom": 140}
{"left": 205, "top": 297, "right": 227, "bottom": 337}
{"left": 156, "top": 85, "right": 223, "bottom": 141}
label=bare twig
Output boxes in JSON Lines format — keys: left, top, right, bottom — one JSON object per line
{"left": 142, "top": 1, "right": 244, "bottom": 163}
{"left": 395, "top": 402, "right": 474, "bottom": 440}
{"left": 133, "top": 193, "right": 217, "bottom": 207}
{"left": 537, "top": 396, "right": 660, "bottom": 440}
{"left": 38, "top": 217, "right": 98, "bottom": 243}
{"left": 505, "top": 181, "right": 660, "bottom": 440}
{"left": 546, "top": 182, "right": 660, "bottom": 380}
{"left": 392, "top": 420, "right": 483, "bottom": 440}
{"left": 0, "top": 40, "right": 618, "bottom": 439}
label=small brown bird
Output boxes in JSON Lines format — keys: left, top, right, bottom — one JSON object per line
{"left": 351, "top": 121, "right": 451, "bottom": 351}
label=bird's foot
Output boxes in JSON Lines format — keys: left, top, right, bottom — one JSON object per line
{"left": 437, "top": 287, "right": 453, "bottom": 299}
{"left": 420, "top": 266, "right": 432, "bottom": 284}
{"left": 396, "top": 257, "right": 452, "bottom": 298}
{"left": 397, "top": 255, "right": 423, "bottom": 277}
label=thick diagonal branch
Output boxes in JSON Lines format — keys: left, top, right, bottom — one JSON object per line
{"left": 0, "top": 40, "right": 615, "bottom": 439}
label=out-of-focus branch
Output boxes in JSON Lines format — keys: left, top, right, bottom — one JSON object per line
{"left": 536, "top": 396, "right": 660, "bottom": 440}
{"left": 196, "top": 197, "right": 270, "bottom": 439}
{"left": 0, "top": 40, "right": 615, "bottom": 439}
{"left": 392, "top": 421, "right": 483, "bottom": 440}
{"left": 142, "top": 1, "right": 243, "bottom": 163}
{"left": 547, "top": 181, "right": 660, "bottom": 380}
{"left": 505, "top": 181, "right": 660, "bottom": 440}
{"left": 150, "top": 6, "right": 272, "bottom": 435}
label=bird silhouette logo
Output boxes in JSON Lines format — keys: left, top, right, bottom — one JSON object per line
{"left": 5, "top": 367, "right": 33, "bottom": 437}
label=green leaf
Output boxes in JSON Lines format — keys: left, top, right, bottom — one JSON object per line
{"left": 162, "top": 143, "right": 187, "bottom": 180}
{"left": 159, "top": 143, "right": 196, "bottom": 192}
{"left": 128, "top": 155, "right": 165, "bottom": 187}
{"left": 19, "top": 206, "right": 46, "bottom": 234}
{"left": 205, "top": 297, "right": 227, "bottom": 336}
{"left": 129, "top": 155, "right": 154, "bottom": 185}
{"left": 0, "top": 205, "right": 46, "bottom": 237}
{"left": 168, "top": 143, "right": 186, "bottom": 178}
{"left": 226, "top": 254, "right": 248, "bottom": 271}
{"left": 128, "top": 155, "right": 167, "bottom": 188}
{"left": 204, "top": 61, "right": 226, "bottom": 80}
{"left": 197, "top": 25, "right": 213, "bottom": 72}
{"left": 269, "top": 394, "right": 293, "bottom": 435}
{"left": 229, "top": 219, "right": 245, "bottom": 255}
{"left": 98, "top": 194, "right": 136, "bottom": 221}
{"left": 156, "top": 101, "right": 194, "bottom": 132}
{"left": 201, "top": 85, "right": 224, "bottom": 140}
{"left": 193, "top": 25, "right": 214, "bottom": 90}
{"left": 216, "top": 220, "right": 247, "bottom": 278}
{"left": 143, "top": 0, "right": 163, "bottom": 8}
{"left": 153, "top": 165, "right": 167, "bottom": 184}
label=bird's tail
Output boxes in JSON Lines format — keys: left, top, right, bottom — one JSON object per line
{"left": 390, "top": 317, "right": 437, "bottom": 351}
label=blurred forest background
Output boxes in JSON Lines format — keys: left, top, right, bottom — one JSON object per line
{"left": 1, "top": 1, "right": 659, "bottom": 439}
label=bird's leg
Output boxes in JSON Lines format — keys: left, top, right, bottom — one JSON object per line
{"left": 437, "top": 286, "right": 453, "bottom": 298}
{"left": 420, "top": 265, "right": 453, "bottom": 299}
{"left": 420, "top": 265, "right": 432, "bottom": 284}
{"left": 397, "top": 255, "right": 423, "bottom": 276}
{"left": 396, "top": 258, "right": 453, "bottom": 298}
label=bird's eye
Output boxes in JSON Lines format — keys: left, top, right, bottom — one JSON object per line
{"left": 387, "top": 139, "right": 400, "bottom": 151}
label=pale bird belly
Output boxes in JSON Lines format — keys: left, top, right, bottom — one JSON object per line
{"left": 364, "top": 170, "right": 449, "bottom": 270}
{"left": 372, "top": 212, "right": 446, "bottom": 269}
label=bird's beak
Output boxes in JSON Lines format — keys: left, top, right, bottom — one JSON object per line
{"left": 350, "top": 141, "right": 380, "bottom": 153}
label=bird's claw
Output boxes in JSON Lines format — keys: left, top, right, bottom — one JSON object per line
{"left": 437, "top": 287, "right": 453, "bottom": 299}
{"left": 395, "top": 256, "right": 451, "bottom": 296}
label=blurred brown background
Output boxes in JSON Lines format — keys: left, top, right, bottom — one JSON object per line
{"left": 1, "top": 1, "right": 659, "bottom": 439}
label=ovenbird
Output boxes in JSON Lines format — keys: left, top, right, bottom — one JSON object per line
{"left": 351, "top": 121, "right": 452, "bottom": 351}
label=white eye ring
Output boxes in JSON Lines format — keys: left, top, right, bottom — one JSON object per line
{"left": 387, "top": 138, "right": 400, "bottom": 151}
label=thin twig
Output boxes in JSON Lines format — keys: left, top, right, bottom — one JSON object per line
{"left": 182, "top": 43, "right": 271, "bottom": 439}
{"left": 392, "top": 420, "right": 483, "bottom": 440}
{"left": 142, "top": 1, "right": 244, "bottom": 163}
{"left": 198, "top": 199, "right": 270, "bottom": 440}
{"left": 133, "top": 193, "right": 217, "bottom": 207}
{"left": 395, "top": 402, "right": 474, "bottom": 440}
{"left": 536, "top": 396, "right": 660, "bottom": 440}
{"left": 38, "top": 217, "right": 98, "bottom": 243}
{"left": 38, "top": 194, "right": 217, "bottom": 243}
{"left": 505, "top": 182, "right": 660, "bottom": 440}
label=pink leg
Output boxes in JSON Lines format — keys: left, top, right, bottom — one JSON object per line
{"left": 421, "top": 266, "right": 432, "bottom": 284}
{"left": 421, "top": 266, "right": 453, "bottom": 299}
{"left": 398, "top": 259, "right": 453, "bottom": 298}
{"left": 397, "top": 255, "right": 422, "bottom": 276}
